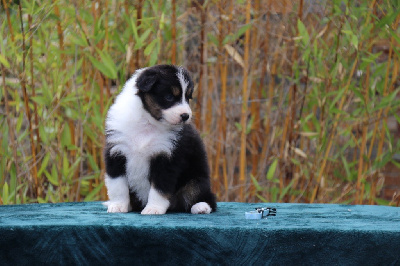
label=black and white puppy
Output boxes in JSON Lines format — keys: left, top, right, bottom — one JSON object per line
{"left": 103, "top": 64, "right": 216, "bottom": 215}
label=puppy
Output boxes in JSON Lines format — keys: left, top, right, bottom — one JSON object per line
{"left": 103, "top": 65, "right": 217, "bottom": 215}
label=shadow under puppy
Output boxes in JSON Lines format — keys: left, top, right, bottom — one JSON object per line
{"left": 103, "top": 65, "right": 217, "bottom": 215}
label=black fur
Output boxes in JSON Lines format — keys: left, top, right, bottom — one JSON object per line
{"left": 104, "top": 143, "right": 127, "bottom": 178}
{"left": 148, "top": 124, "right": 216, "bottom": 212}
{"left": 129, "top": 191, "right": 144, "bottom": 212}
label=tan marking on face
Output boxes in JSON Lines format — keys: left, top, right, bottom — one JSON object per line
{"left": 144, "top": 94, "right": 162, "bottom": 120}
{"left": 171, "top": 86, "right": 180, "bottom": 97}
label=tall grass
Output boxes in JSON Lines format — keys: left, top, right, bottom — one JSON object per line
{"left": 0, "top": 0, "right": 399, "bottom": 205}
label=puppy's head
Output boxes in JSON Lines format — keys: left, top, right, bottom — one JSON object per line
{"left": 136, "top": 65, "right": 194, "bottom": 126}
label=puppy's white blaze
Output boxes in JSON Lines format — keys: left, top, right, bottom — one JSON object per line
{"left": 177, "top": 66, "right": 189, "bottom": 93}
{"left": 191, "top": 202, "right": 212, "bottom": 214}
{"left": 141, "top": 186, "right": 170, "bottom": 215}
{"left": 103, "top": 175, "right": 131, "bottom": 213}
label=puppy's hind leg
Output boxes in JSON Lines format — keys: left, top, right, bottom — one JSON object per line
{"left": 177, "top": 181, "right": 217, "bottom": 214}
{"left": 103, "top": 175, "right": 132, "bottom": 213}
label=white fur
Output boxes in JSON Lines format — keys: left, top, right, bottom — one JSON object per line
{"left": 162, "top": 103, "right": 192, "bottom": 124}
{"left": 191, "top": 202, "right": 212, "bottom": 214}
{"left": 176, "top": 66, "right": 189, "bottom": 93}
{"left": 105, "top": 70, "right": 181, "bottom": 211}
{"left": 103, "top": 175, "right": 131, "bottom": 213}
{"left": 141, "top": 186, "right": 170, "bottom": 215}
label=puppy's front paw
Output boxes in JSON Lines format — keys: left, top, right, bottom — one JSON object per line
{"left": 191, "top": 202, "right": 212, "bottom": 214}
{"left": 104, "top": 201, "right": 130, "bottom": 213}
{"left": 141, "top": 205, "right": 167, "bottom": 215}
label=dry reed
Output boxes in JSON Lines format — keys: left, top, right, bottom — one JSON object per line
{"left": 0, "top": 0, "right": 399, "bottom": 205}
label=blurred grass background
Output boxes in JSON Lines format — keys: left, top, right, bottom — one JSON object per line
{"left": 0, "top": 0, "right": 399, "bottom": 205}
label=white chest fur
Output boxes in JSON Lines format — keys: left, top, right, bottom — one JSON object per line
{"left": 125, "top": 122, "right": 178, "bottom": 205}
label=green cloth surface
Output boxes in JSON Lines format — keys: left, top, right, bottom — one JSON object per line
{"left": 0, "top": 202, "right": 399, "bottom": 265}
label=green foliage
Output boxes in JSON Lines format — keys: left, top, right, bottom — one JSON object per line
{"left": 0, "top": 0, "right": 399, "bottom": 206}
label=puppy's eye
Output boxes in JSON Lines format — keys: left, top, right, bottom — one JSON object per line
{"left": 165, "top": 94, "right": 174, "bottom": 102}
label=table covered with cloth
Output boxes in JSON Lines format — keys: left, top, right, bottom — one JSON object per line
{"left": 0, "top": 202, "right": 399, "bottom": 265}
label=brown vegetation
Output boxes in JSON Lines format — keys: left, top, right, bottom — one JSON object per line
{"left": 0, "top": 0, "right": 399, "bottom": 205}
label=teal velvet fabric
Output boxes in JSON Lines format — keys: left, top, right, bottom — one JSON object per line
{"left": 0, "top": 202, "right": 399, "bottom": 265}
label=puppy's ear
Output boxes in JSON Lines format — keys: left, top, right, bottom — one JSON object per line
{"left": 136, "top": 69, "right": 159, "bottom": 92}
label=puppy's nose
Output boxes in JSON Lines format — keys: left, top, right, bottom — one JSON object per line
{"left": 180, "top": 113, "right": 190, "bottom": 122}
